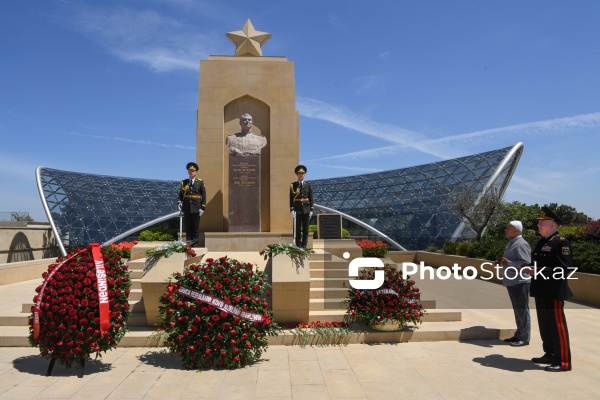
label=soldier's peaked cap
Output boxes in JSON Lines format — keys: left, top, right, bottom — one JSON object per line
{"left": 538, "top": 206, "right": 564, "bottom": 225}
{"left": 295, "top": 165, "right": 307, "bottom": 174}
{"left": 186, "top": 162, "right": 199, "bottom": 171}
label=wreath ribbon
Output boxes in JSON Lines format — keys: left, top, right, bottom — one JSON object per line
{"left": 177, "top": 286, "right": 265, "bottom": 322}
{"left": 91, "top": 243, "right": 112, "bottom": 333}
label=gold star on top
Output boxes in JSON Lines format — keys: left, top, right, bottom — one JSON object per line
{"left": 226, "top": 19, "right": 271, "bottom": 57}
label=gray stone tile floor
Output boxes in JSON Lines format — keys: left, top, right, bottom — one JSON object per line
{"left": 1, "top": 276, "right": 599, "bottom": 399}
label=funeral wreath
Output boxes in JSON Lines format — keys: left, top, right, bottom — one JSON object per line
{"left": 28, "top": 244, "right": 131, "bottom": 369}
{"left": 158, "top": 256, "right": 280, "bottom": 370}
{"left": 343, "top": 263, "right": 425, "bottom": 329}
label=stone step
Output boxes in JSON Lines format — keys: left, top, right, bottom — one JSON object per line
{"left": 127, "top": 259, "right": 146, "bottom": 272}
{"left": 129, "top": 288, "right": 143, "bottom": 302}
{"left": 310, "top": 269, "right": 349, "bottom": 279}
{"left": 308, "top": 260, "right": 349, "bottom": 270}
{"left": 0, "top": 314, "right": 30, "bottom": 326}
{"left": 310, "top": 287, "right": 350, "bottom": 300}
{"left": 308, "top": 298, "right": 438, "bottom": 311}
{"left": 129, "top": 269, "right": 144, "bottom": 280}
{"left": 310, "top": 277, "right": 351, "bottom": 289}
{"left": 308, "top": 309, "right": 462, "bottom": 324}
{"left": 0, "top": 323, "right": 515, "bottom": 347}
{"left": 127, "top": 312, "right": 149, "bottom": 327}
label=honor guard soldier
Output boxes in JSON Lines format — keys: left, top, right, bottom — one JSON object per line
{"left": 523, "top": 206, "right": 573, "bottom": 372}
{"left": 290, "top": 165, "right": 314, "bottom": 248}
{"left": 177, "top": 162, "right": 206, "bottom": 246}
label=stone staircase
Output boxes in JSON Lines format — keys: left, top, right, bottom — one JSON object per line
{"left": 307, "top": 250, "right": 462, "bottom": 324}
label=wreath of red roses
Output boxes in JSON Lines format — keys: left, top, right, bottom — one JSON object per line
{"left": 28, "top": 244, "right": 132, "bottom": 368}
{"left": 344, "top": 264, "right": 424, "bottom": 328}
{"left": 158, "top": 256, "right": 280, "bottom": 370}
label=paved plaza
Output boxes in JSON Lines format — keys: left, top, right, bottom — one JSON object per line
{"left": 1, "top": 276, "right": 599, "bottom": 399}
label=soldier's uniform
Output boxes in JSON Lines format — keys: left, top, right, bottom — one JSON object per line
{"left": 290, "top": 165, "right": 314, "bottom": 248}
{"left": 178, "top": 162, "right": 206, "bottom": 246}
{"left": 530, "top": 206, "right": 573, "bottom": 372}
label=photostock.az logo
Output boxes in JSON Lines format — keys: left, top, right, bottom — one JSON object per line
{"left": 344, "top": 252, "right": 385, "bottom": 290}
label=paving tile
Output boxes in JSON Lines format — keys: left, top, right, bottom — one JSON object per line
{"left": 290, "top": 384, "right": 330, "bottom": 400}
{"left": 289, "top": 360, "right": 324, "bottom": 385}
{"left": 256, "top": 369, "right": 291, "bottom": 397}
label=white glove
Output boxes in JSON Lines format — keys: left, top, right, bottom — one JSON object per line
{"left": 291, "top": 211, "right": 296, "bottom": 218}
{"left": 199, "top": 209, "right": 205, "bottom": 217}
{"left": 309, "top": 211, "right": 313, "bottom": 219}
{"left": 178, "top": 203, "right": 182, "bottom": 212}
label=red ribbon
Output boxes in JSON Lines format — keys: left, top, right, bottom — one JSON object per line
{"left": 33, "top": 248, "right": 87, "bottom": 339}
{"left": 91, "top": 243, "right": 112, "bottom": 333}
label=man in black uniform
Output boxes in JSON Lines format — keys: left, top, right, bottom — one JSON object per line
{"left": 289, "top": 165, "right": 314, "bottom": 248}
{"left": 177, "top": 162, "right": 206, "bottom": 246}
{"left": 523, "top": 206, "right": 573, "bottom": 372}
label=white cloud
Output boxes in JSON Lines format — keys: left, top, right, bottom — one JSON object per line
{"left": 299, "top": 96, "right": 600, "bottom": 164}
{"left": 65, "top": 131, "right": 195, "bottom": 150}
{"left": 297, "top": 96, "right": 465, "bottom": 160}
{"left": 68, "top": 6, "right": 222, "bottom": 72}
{"left": 353, "top": 74, "right": 388, "bottom": 95}
{"left": 420, "top": 112, "right": 600, "bottom": 146}
{"left": 306, "top": 163, "right": 381, "bottom": 174}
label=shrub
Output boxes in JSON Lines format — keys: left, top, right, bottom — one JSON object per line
{"left": 355, "top": 239, "right": 388, "bottom": 257}
{"left": 584, "top": 220, "right": 600, "bottom": 242}
{"left": 559, "top": 225, "right": 586, "bottom": 242}
{"left": 308, "top": 225, "right": 351, "bottom": 239}
{"left": 138, "top": 229, "right": 178, "bottom": 241}
{"left": 572, "top": 241, "right": 600, "bottom": 275}
{"left": 424, "top": 245, "right": 438, "bottom": 253}
{"left": 465, "top": 235, "right": 506, "bottom": 261}
{"left": 442, "top": 240, "right": 457, "bottom": 255}
{"left": 456, "top": 241, "right": 472, "bottom": 257}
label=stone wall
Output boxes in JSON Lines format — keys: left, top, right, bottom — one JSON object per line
{"left": 0, "top": 223, "right": 60, "bottom": 264}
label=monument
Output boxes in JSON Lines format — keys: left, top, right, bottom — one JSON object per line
{"left": 196, "top": 19, "right": 299, "bottom": 233}
{"left": 226, "top": 113, "right": 267, "bottom": 231}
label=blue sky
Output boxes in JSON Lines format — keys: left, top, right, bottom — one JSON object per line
{"left": 1, "top": 0, "right": 599, "bottom": 222}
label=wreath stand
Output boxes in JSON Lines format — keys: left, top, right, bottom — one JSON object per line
{"left": 46, "top": 356, "right": 86, "bottom": 378}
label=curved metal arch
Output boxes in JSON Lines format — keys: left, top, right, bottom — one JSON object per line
{"left": 313, "top": 203, "right": 407, "bottom": 251}
{"left": 102, "top": 212, "right": 180, "bottom": 246}
{"left": 450, "top": 142, "right": 524, "bottom": 241}
{"left": 36, "top": 166, "right": 67, "bottom": 256}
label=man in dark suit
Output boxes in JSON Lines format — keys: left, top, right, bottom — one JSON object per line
{"left": 177, "top": 162, "right": 206, "bottom": 246}
{"left": 523, "top": 206, "right": 573, "bottom": 372}
{"left": 289, "top": 165, "right": 314, "bottom": 248}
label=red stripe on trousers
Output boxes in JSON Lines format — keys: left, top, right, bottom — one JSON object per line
{"left": 553, "top": 299, "right": 569, "bottom": 370}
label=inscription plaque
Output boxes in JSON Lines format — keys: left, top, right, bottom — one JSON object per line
{"left": 228, "top": 155, "right": 261, "bottom": 232}
{"left": 317, "top": 214, "right": 342, "bottom": 239}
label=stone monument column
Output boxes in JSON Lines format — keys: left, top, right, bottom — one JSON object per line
{"left": 196, "top": 19, "right": 299, "bottom": 233}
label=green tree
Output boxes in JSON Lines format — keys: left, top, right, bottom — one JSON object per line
{"left": 545, "top": 203, "right": 590, "bottom": 225}
{"left": 486, "top": 201, "right": 540, "bottom": 237}
{"left": 449, "top": 185, "right": 505, "bottom": 241}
